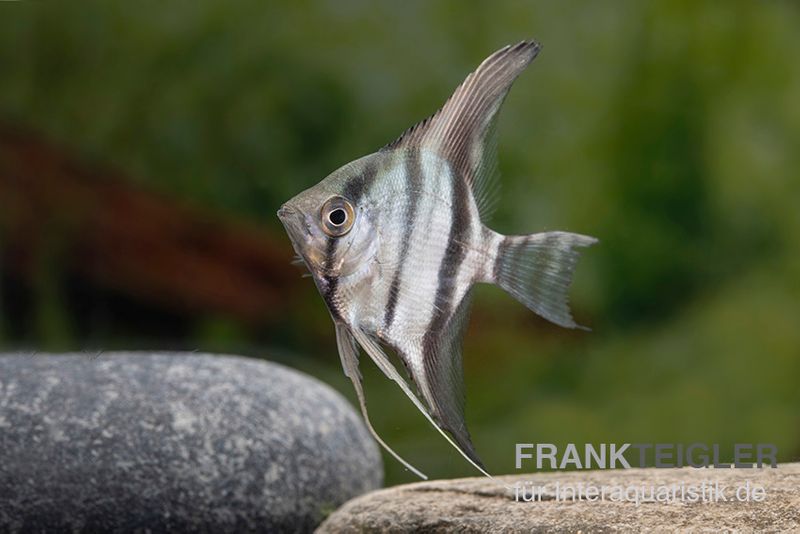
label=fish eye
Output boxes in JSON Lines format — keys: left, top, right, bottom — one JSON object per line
{"left": 321, "top": 196, "right": 355, "bottom": 236}
{"left": 329, "top": 208, "right": 346, "bottom": 225}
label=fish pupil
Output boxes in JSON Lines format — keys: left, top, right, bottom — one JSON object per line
{"left": 329, "top": 208, "right": 347, "bottom": 226}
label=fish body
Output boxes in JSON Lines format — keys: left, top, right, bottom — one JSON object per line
{"left": 278, "top": 41, "right": 597, "bottom": 479}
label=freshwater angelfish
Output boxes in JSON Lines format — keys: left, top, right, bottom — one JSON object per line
{"left": 278, "top": 40, "right": 597, "bottom": 479}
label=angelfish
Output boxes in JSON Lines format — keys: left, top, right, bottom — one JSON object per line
{"left": 278, "top": 40, "right": 597, "bottom": 479}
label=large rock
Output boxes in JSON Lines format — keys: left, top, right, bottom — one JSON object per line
{"left": 0, "top": 352, "right": 382, "bottom": 532}
{"left": 319, "top": 463, "right": 800, "bottom": 532}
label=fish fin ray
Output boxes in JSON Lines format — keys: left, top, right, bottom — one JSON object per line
{"left": 382, "top": 40, "right": 541, "bottom": 221}
{"left": 334, "top": 323, "right": 428, "bottom": 480}
{"left": 416, "top": 291, "right": 484, "bottom": 469}
{"left": 351, "top": 326, "right": 493, "bottom": 479}
{"left": 493, "top": 231, "right": 598, "bottom": 328}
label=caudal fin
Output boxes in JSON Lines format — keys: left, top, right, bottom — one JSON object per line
{"left": 492, "top": 231, "right": 597, "bottom": 329}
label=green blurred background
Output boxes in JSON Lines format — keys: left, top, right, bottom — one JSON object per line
{"left": 1, "top": 1, "right": 798, "bottom": 484}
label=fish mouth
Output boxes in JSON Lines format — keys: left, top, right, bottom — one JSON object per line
{"left": 277, "top": 204, "right": 306, "bottom": 240}
{"left": 277, "top": 204, "right": 320, "bottom": 269}
{"left": 277, "top": 203, "right": 295, "bottom": 226}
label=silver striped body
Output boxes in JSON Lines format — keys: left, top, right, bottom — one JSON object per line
{"left": 333, "top": 150, "right": 498, "bottom": 398}
{"left": 277, "top": 40, "right": 597, "bottom": 478}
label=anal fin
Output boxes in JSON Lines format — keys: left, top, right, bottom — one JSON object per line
{"left": 414, "top": 291, "right": 484, "bottom": 469}
{"left": 351, "top": 326, "right": 493, "bottom": 479}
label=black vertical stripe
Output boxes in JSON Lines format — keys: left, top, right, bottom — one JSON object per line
{"left": 342, "top": 159, "right": 378, "bottom": 204}
{"left": 320, "top": 158, "right": 379, "bottom": 320}
{"left": 321, "top": 237, "right": 341, "bottom": 319}
{"left": 383, "top": 151, "right": 422, "bottom": 330}
{"left": 493, "top": 236, "right": 510, "bottom": 281}
{"left": 422, "top": 161, "right": 472, "bottom": 354}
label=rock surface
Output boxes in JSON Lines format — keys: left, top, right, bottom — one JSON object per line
{"left": 319, "top": 463, "right": 800, "bottom": 533}
{"left": 0, "top": 352, "right": 382, "bottom": 532}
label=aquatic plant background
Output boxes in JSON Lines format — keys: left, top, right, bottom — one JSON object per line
{"left": 1, "top": 1, "right": 798, "bottom": 484}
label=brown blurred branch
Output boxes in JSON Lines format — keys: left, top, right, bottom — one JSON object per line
{"left": 0, "top": 122, "right": 299, "bottom": 325}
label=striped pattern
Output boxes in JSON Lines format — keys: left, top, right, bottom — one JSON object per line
{"left": 352, "top": 148, "right": 488, "bottom": 467}
{"left": 382, "top": 151, "right": 422, "bottom": 331}
{"left": 279, "top": 40, "right": 597, "bottom": 477}
{"left": 319, "top": 158, "right": 379, "bottom": 320}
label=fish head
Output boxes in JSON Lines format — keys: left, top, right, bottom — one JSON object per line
{"left": 277, "top": 155, "right": 379, "bottom": 282}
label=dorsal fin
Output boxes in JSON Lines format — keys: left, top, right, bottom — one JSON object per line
{"left": 382, "top": 40, "right": 541, "bottom": 220}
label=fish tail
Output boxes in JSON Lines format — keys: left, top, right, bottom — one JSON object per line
{"left": 488, "top": 231, "right": 598, "bottom": 329}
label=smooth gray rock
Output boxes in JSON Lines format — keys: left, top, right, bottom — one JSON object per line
{"left": 319, "top": 464, "right": 800, "bottom": 533}
{"left": 0, "top": 352, "right": 382, "bottom": 533}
